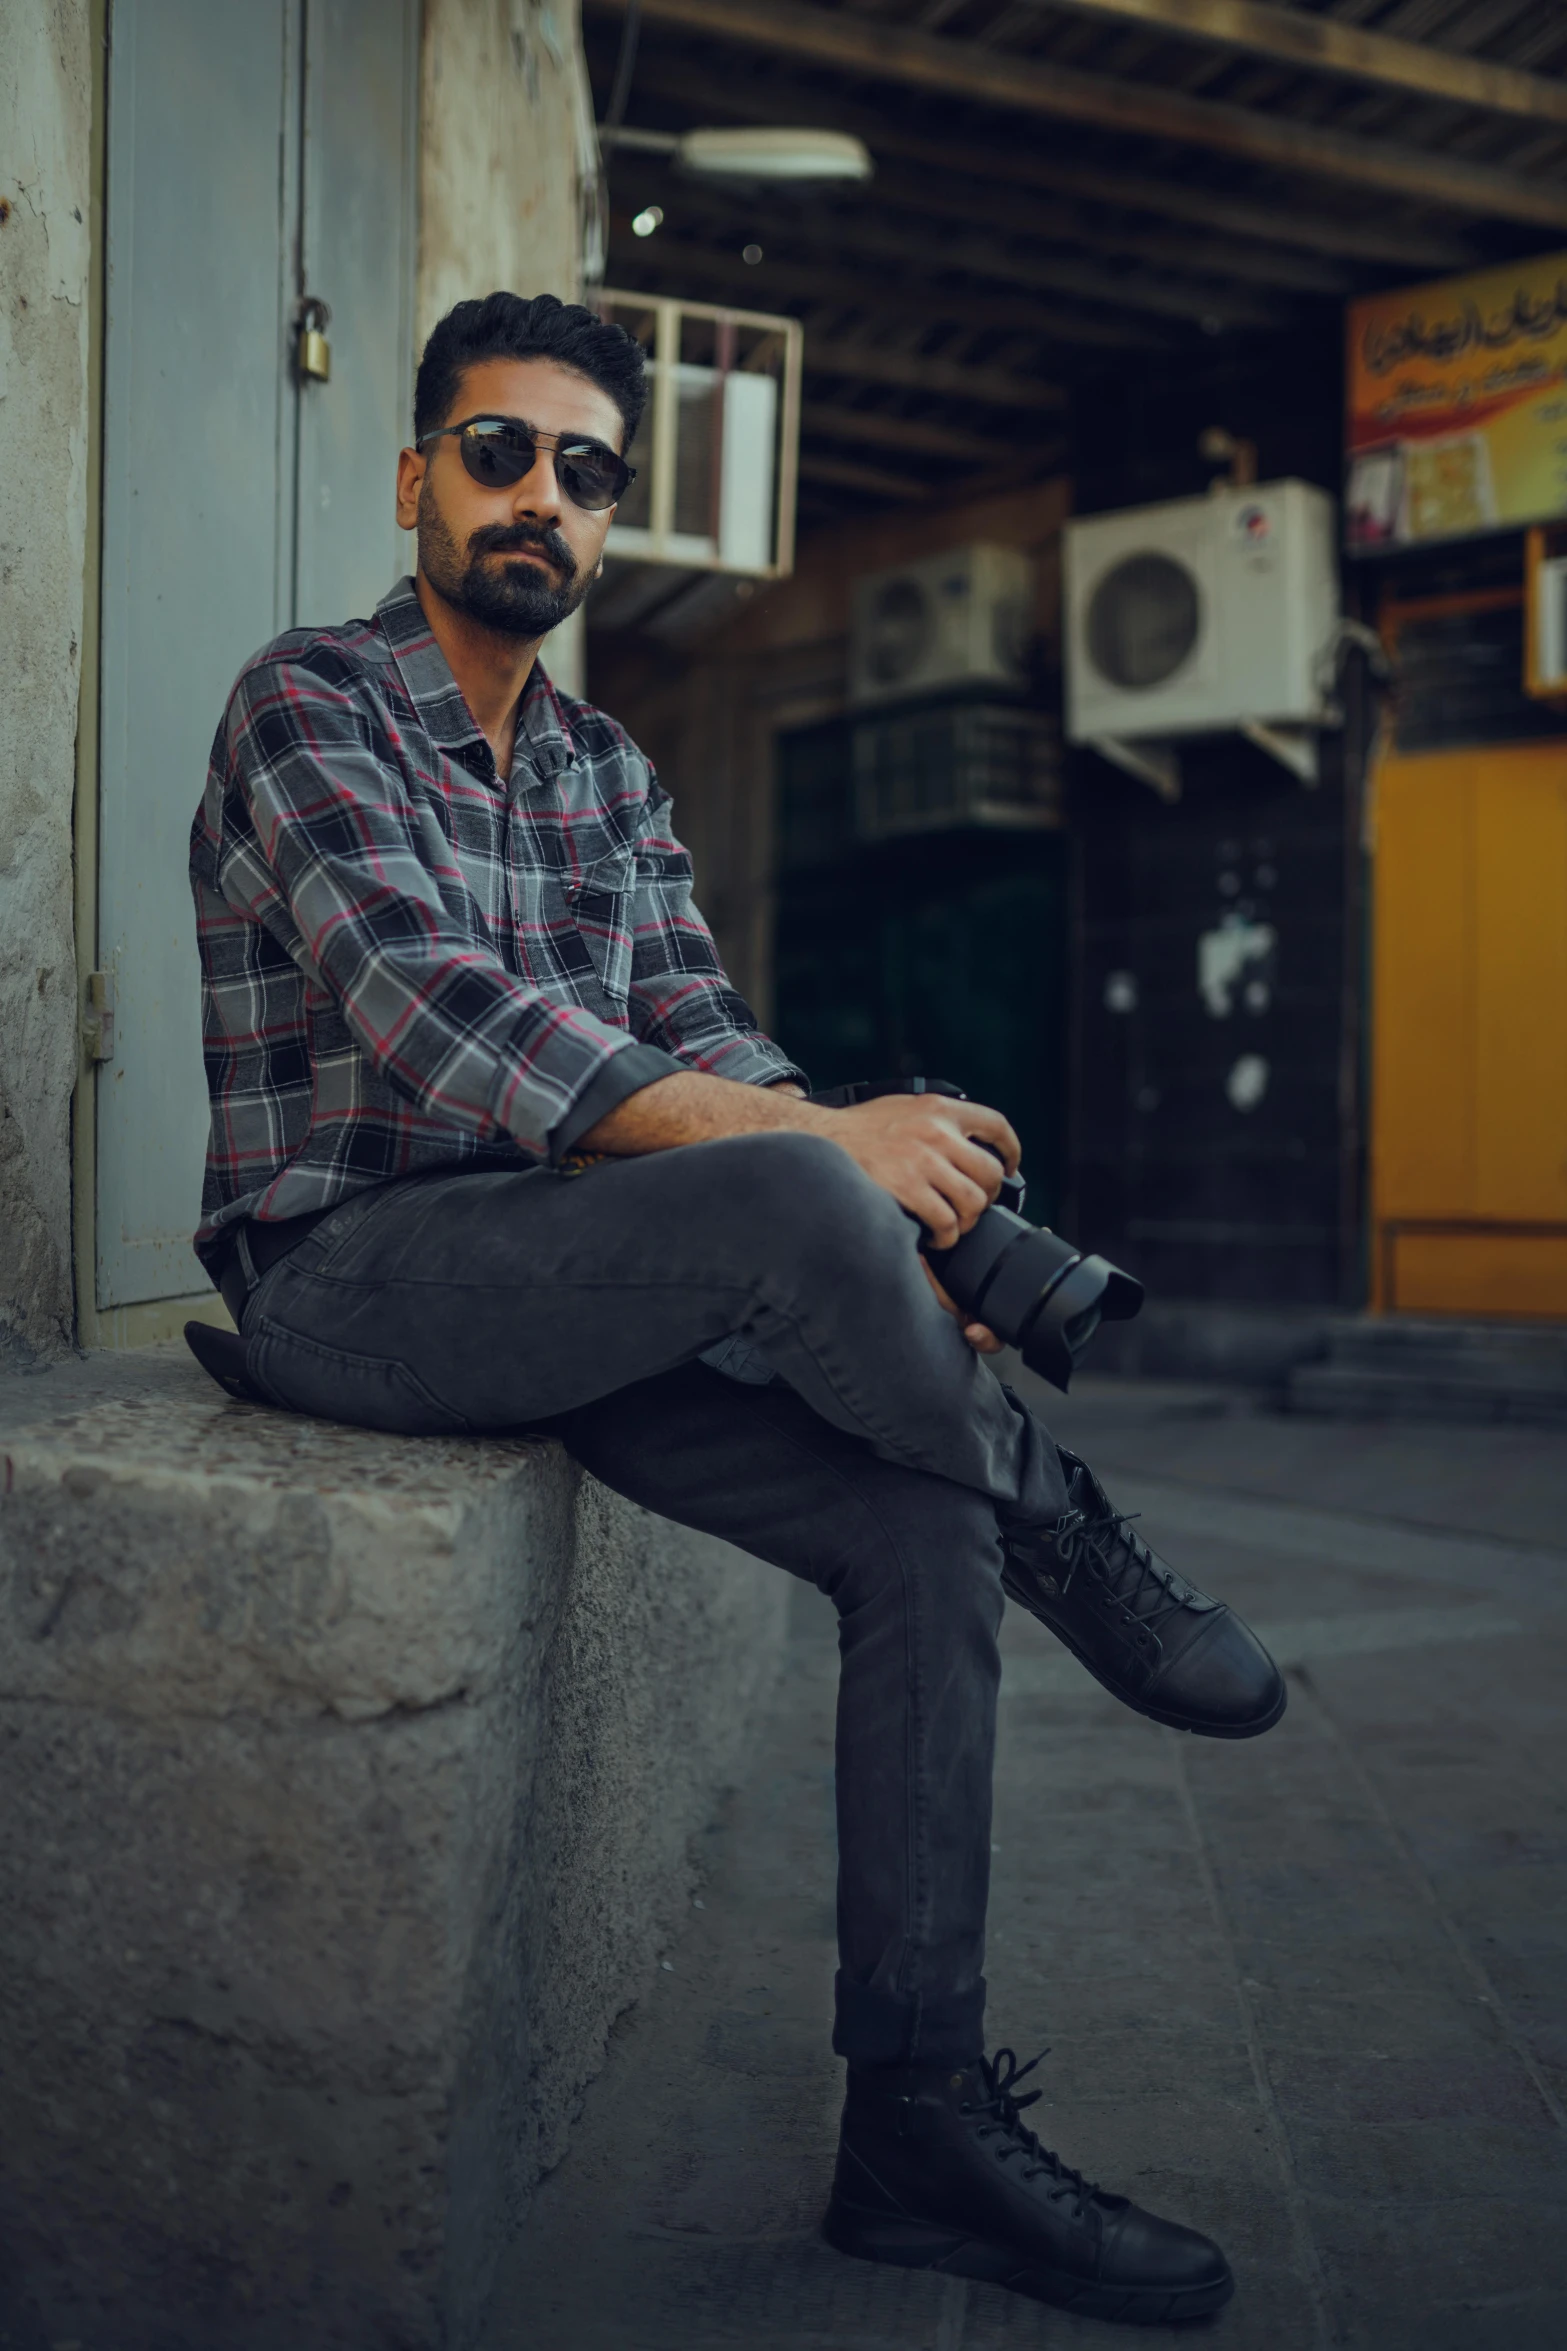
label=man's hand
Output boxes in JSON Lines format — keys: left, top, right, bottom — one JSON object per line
{"left": 830, "top": 1090, "right": 1019, "bottom": 1249}
{"left": 580, "top": 1070, "right": 1019, "bottom": 1254}
{"left": 922, "top": 1259, "right": 1005, "bottom": 1355}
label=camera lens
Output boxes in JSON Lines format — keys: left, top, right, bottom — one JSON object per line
{"left": 807, "top": 1076, "right": 1144, "bottom": 1390}
{"left": 925, "top": 1215, "right": 1143, "bottom": 1392}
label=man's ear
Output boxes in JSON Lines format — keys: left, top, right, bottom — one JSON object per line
{"left": 395, "top": 445, "right": 425, "bottom": 534}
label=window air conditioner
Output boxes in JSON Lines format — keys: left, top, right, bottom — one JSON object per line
{"left": 1063, "top": 480, "right": 1339, "bottom": 793}
{"left": 849, "top": 544, "right": 1034, "bottom": 710}
{"left": 596, "top": 291, "right": 803, "bottom": 581}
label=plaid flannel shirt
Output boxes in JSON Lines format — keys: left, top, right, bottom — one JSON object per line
{"left": 190, "top": 575, "right": 802, "bottom": 1276}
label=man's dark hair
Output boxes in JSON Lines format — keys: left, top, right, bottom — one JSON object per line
{"left": 414, "top": 291, "right": 648, "bottom": 450}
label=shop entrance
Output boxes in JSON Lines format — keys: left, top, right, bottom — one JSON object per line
{"left": 1371, "top": 591, "right": 1567, "bottom": 1318}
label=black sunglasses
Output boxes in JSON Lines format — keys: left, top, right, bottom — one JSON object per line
{"left": 417, "top": 413, "right": 634, "bottom": 512}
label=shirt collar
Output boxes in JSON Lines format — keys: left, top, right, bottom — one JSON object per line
{"left": 377, "top": 576, "right": 484, "bottom": 754}
{"left": 514, "top": 651, "right": 577, "bottom": 781}
{"left": 374, "top": 575, "right": 578, "bottom": 782}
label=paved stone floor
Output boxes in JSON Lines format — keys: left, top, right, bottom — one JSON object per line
{"left": 490, "top": 1377, "right": 1567, "bottom": 2351}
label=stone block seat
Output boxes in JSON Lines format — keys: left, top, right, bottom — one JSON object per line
{"left": 0, "top": 1344, "right": 785, "bottom": 2351}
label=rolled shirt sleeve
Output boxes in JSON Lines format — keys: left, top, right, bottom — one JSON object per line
{"left": 626, "top": 777, "right": 806, "bottom": 1091}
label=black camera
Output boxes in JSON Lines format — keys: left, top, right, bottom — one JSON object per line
{"left": 810, "top": 1078, "right": 1143, "bottom": 1391}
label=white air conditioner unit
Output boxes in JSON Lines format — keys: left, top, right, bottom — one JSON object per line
{"left": 1064, "top": 480, "right": 1339, "bottom": 793}
{"left": 849, "top": 543, "right": 1034, "bottom": 710}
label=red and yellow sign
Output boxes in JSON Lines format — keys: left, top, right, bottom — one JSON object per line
{"left": 1346, "top": 251, "right": 1567, "bottom": 551}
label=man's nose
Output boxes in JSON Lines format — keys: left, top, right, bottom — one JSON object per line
{"left": 511, "top": 449, "right": 564, "bottom": 519}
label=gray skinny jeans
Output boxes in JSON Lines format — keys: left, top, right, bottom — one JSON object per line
{"left": 238, "top": 1132, "right": 1070, "bottom": 2066}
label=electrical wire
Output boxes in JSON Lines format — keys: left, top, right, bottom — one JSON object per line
{"left": 601, "top": 0, "right": 643, "bottom": 136}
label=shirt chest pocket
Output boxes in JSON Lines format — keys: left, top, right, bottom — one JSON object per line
{"left": 563, "top": 848, "right": 636, "bottom": 1007}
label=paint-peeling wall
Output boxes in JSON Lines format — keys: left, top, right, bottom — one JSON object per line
{"left": 417, "top": 0, "right": 592, "bottom": 338}
{"left": 417, "top": 0, "right": 596, "bottom": 692}
{"left": 0, "top": 0, "right": 92, "bottom": 1364}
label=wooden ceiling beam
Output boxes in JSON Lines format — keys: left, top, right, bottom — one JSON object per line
{"left": 801, "top": 338, "right": 1068, "bottom": 412}
{"left": 608, "top": 222, "right": 1172, "bottom": 346}
{"left": 601, "top": 276, "right": 1064, "bottom": 409}
{"left": 863, "top": 163, "right": 1349, "bottom": 297}
{"left": 917, "top": 142, "right": 1474, "bottom": 277}
{"left": 611, "top": 52, "right": 1480, "bottom": 272}
{"left": 795, "top": 210, "right": 1285, "bottom": 330}
{"left": 1038, "top": 0, "right": 1567, "bottom": 131}
{"left": 615, "top": 130, "right": 1348, "bottom": 295}
{"left": 616, "top": 187, "right": 1282, "bottom": 332}
{"left": 802, "top": 401, "right": 1019, "bottom": 461}
{"left": 584, "top": 0, "right": 1567, "bottom": 229}
{"left": 797, "top": 450, "right": 935, "bottom": 500}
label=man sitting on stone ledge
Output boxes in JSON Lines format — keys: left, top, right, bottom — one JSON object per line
{"left": 190, "top": 289, "right": 1283, "bottom": 2327}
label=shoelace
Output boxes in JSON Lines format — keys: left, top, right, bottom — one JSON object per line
{"left": 1053, "top": 1501, "right": 1192, "bottom": 1639}
{"left": 961, "top": 2049, "right": 1100, "bottom": 2211}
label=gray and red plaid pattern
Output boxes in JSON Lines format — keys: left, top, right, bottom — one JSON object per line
{"left": 190, "top": 575, "right": 802, "bottom": 1276}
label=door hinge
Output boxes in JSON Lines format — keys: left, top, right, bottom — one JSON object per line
{"left": 82, "top": 970, "right": 116, "bottom": 1063}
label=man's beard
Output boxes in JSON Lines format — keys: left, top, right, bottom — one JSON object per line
{"left": 418, "top": 487, "right": 588, "bottom": 638}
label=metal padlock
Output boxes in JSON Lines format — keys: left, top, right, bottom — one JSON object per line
{"left": 297, "top": 297, "right": 332, "bottom": 383}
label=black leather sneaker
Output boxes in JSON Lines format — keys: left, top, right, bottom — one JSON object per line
{"left": 825, "top": 2048, "right": 1233, "bottom": 2324}
{"left": 1002, "top": 1450, "right": 1286, "bottom": 1739}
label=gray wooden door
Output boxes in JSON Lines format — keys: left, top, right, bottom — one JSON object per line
{"left": 97, "top": 0, "right": 418, "bottom": 1310}
{"left": 295, "top": 0, "right": 419, "bottom": 628}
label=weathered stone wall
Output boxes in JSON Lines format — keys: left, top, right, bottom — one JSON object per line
{"left": 416, "top": 0, "right": 592, "bottom": 345}
{"left": 417, "top": 0, "right": 596, "bottom": 698}
{"left": 0, "top": 1346, "right": 787, "bottom": 2350}
{"left": 0, "top": 0, "right": 92, "bottom": 1365}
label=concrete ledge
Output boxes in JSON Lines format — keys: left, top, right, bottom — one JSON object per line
{"left": 0, "top": 1346, "right": 786, "bottom": 2351}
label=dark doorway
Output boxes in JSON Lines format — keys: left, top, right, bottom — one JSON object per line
{"left": 772, "top": 718, "right": 1069, "bottom": 1225}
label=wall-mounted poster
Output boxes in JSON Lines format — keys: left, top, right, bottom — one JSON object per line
{"left": 1345, "top": 252, "right": 1567, "bottom": 553}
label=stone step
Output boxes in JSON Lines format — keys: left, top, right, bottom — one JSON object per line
{"left": 1289, "top": 1326, "right": 1567, "bottom": 1427}
{"left": 1318, "top": 1315, "right": 1567, "bottom": 1378}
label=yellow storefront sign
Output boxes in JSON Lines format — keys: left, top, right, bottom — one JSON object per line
{"left": 1346, "top": 251, "right": 1567, "bottom": 551}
